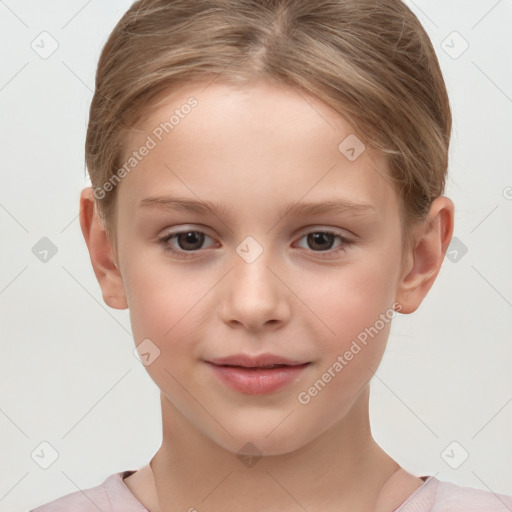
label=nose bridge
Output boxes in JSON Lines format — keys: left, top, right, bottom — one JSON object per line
{"left": 220, "top": 235, "right": 289, "bottom": 330}
{"left": 232, "top": 236, "right": 279, "bottom": 298}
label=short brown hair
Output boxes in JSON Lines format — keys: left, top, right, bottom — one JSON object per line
{"left": 85, "top": 0, "right": 451, "bottom": 243}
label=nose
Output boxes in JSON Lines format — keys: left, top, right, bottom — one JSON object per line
{"left": 219, "top": 249, "right": 290, "bottom": 332}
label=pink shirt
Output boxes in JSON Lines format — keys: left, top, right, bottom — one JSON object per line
{"left": 30, "top": 470, "right": 512, "bottom": 511}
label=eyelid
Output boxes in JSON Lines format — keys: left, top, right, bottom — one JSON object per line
{"left": 294, "top": 224, "right": 355, "bottom": 238}
{"left": 159, "top": 226, "right": 217, "bottom": 246}
{"left": 159, "top": 224, "right": 215, "bottom": 239}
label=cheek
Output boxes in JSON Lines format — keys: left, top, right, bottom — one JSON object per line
{"left": 122, "top": 260, "right": 171, "bottom": 341}
{"left": 298, "top": 257, "right": 400, "bottom": 345}
{"left": 295, "top": 282, "right": 396, "bottom": 422}
{"left": 123, "top": 255, "right": 216, "bottom": 367}
{"left": 124, "top": 265, "right": 209, "bottom": 395}
{"left": 128, "top": 279, "right": 202, "bottom": 341}
{"left": 291, "top": 254, "right": 400, "bottom": 410}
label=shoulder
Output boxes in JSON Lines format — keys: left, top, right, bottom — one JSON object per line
{"left": 431, "top": 478, "right": 512, "bottom": 511}
{"left": 30, "top": 484, "right": 107, "bottom": 512}
{"left": 396, "top": 476, "right": 512, "bottom": 511}
{"left": 29, "top": 471, "right": 147, "bottom": 512}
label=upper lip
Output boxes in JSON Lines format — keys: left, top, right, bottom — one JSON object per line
{"left": 206, "top": 353, "right": 309, "bottom": 368}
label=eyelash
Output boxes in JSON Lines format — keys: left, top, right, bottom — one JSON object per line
{"left": 157, "top": 229, "right": 353, "bottom": 260}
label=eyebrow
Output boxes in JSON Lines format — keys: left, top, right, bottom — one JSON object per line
{"left": 138, "top": 194, "right": 377, "bottom": 220}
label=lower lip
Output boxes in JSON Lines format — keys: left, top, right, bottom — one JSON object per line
{"left": 206, "top": 362, "right": 310, "bottom": 395}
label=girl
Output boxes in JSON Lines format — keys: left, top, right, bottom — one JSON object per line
{"left": 31, "top": 0, "right": 512, "bottom": 510}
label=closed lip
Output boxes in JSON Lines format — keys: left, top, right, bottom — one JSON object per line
{"left": 206, "top": 353, "right": 310, "bottom": 368}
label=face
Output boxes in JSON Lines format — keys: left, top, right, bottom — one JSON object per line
{"left": 113, "top": 79, "right": 406, "bottom": 455}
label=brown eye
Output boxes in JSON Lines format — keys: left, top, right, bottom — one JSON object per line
{"left": 159, "top": 229, "right": 216, "bottom": 258}
{"left": 295, "top": 230, "right": 353, "bottom": 259}
{"left": 174, "top": 231, "right": 205, "bottom": 251}
{"left": 306, "top": 232, "right": 336, "bottom": 251}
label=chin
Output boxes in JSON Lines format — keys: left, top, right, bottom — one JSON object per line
{"left": 204, "top": 415, "right": 324, "bottom": 458}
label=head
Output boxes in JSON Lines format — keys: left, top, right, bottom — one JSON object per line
{"left": 80, "top": 0, "right": 454, "bottom": 456}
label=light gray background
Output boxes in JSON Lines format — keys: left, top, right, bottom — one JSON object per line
{"left": 1, "top": 1, "right": 511, "bottom": 510}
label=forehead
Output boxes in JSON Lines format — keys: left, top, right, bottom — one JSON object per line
{"left": 118, "top": 78, "right": 397, "bottom": 216}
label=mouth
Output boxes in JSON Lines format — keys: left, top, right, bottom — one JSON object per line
{"left": 205, "top": 354, "right": 311, "bottom": 395}
{"left": 206, "top": 353, "right": 309, "bottom": 368}
{"left": 217, "top": 364, "right": 294, "bottom": 369}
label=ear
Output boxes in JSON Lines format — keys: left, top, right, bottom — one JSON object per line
{"left": 79, "top": 187, "right": 128, "bottom": 310}
{"left": 395, "top": 196, "right": 454, "bottom": 314}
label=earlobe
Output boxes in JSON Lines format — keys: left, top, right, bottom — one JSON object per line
{"left": 395, "top": 196, "right": 454, "bottom": 314}
{"left": 79, "top": 187, "right": 128, "bottom": 310}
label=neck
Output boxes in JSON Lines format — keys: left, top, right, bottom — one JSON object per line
{"left": 149, "top": 386, "right": 401, "bottom": 512}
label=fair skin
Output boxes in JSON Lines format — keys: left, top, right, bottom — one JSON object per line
{"left": 80, "top": 78, "right": 454, "bottom": 512}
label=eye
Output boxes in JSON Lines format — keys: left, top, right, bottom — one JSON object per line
{"left": 295, "top": 230, "right": 352, "bottom": 257}
{"left": 158, "top": 228, "right": 353, "bottom": 260}
{"left": 158, "top": 229, "right": 216, "bottom": 258}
